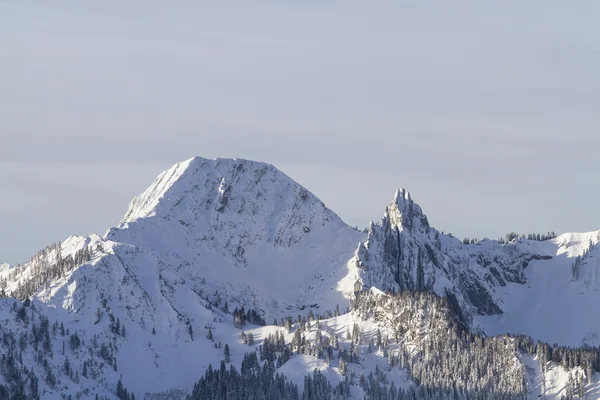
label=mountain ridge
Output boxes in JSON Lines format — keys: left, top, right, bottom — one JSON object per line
{"left": 1, "top": 156, "right": 600, "bottom": 399}
{"left": 3, "top": 156, "right": 598, "bottom": 323}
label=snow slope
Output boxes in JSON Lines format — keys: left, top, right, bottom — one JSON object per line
{"left": 520, "top": 353, "right": 600, "bottom": 400}
{"left": 0, "top": 234, "right": 103, "bottom": 296}
{"left": 478, "top": 231, "right": 600, "bottom": 346}
{"left": 106, "top": 156, "right": 366, "bottom": 319}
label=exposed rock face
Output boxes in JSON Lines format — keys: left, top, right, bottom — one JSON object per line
{"left": 355, "top": 189, "right": 535, "bottom": 318}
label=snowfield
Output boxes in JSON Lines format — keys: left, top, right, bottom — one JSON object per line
{"left": 478, "top": 231, "right": 600, "bottom": 346}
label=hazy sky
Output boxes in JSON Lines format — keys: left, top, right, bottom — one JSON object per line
{"left": 1, "top": 1, "right": 599, "bottom": 264}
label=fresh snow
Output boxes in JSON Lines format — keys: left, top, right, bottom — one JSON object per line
{"left": 520, "top": 354, "right": 600, "bottom": 400}
{"left": 478, "top": 231, "right": 600, "bottom": 346}
{"left": 0, "top": 157, "right": 368, "bottom": 398}
{"left": 106, "top": 157, "right": 366, "bottom": 320}
{"left": 1, "top": 156, "right": 600, "bottom": 399}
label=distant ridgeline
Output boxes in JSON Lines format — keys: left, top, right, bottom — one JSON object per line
{"left": 463, "top": 231, "right": 557, "bottom": 245}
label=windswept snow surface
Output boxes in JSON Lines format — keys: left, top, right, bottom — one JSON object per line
{"left": 478, "top": 231, "right": 600, "bottom": 346}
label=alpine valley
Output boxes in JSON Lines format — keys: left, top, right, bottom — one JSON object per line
{"left": 1, "top": 157, "right": 599, "bottom": 400}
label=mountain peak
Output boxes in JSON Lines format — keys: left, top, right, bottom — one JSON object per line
{"left": 118, "top": 156, "right": 198, "bottom": 225}
{"left": 100, "top": 156, "right": 365, "bottom": 320}
{"left": 386, "top": 188, "right": 430, "bottom": 233}
{"left": 393, "top": 188, "right": 410, "bottom": 203}
{"left": 108, "top": 156, "right": 356, "bottom": 254}
{"left": 118, "top": 156, "right": 279, "bottom": 227}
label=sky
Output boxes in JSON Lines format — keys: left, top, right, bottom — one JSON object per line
{"left": 1, "top": 0, "right": 599, "bottom": 264}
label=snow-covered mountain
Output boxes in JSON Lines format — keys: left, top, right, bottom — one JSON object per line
{"left": 1, "top": 156, "right": 599, "bottom": 400}
{"left": 104, "top": 156, "right": 365, "bottom": 320}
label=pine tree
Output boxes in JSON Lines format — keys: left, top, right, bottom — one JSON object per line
{"left": 339, "top": 358, "right": 347, "bottom": 376}
{"left": 117, "top": 377, "right": 124, "bottom": 399}
{"left": 63, "top": 357, "right": 71, "bottom": 376}
{"left": 207, "top": 327, "right": 214, "bottom": 341}
{"left": 224, "top": 344, "right": 230, "bottom": 363}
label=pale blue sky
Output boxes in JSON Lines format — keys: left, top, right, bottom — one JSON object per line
{"left": 1, "top": 1, "right": 599, "bottom": 264}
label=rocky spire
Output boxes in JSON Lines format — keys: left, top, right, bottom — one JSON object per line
{"left": 387, "top": 188, "right": 430, "bottom": 233}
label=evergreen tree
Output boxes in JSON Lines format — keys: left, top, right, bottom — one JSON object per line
{"left": 63, "top": 357, "right": 71, "bottom": 376}
{"left": 338, "top": 358, "right": 347, "bottom": 376}
{"left": 224, "top": 344, "right": 231, "bottom": 363}
{"left": 117, "top": 378, "right": 124, "bottom": 398}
